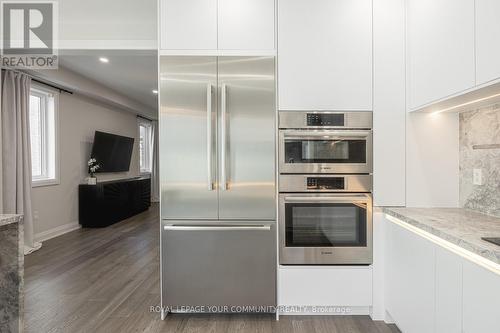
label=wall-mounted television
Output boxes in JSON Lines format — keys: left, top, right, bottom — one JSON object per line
{"left": 90, "top": 131, "right": 134, "bottom": 172}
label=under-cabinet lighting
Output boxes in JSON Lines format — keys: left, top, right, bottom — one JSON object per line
{"left": 152, "top": 89, "right": 158, "bottom": 94}
{"left": 431, "top": 92, "right": 500, "bottom": 115}
{"left": 99, "top": 57, "right": 109, "bottom": 63}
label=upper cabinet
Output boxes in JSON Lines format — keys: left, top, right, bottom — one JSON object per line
{"left": 218, "top": 0, "right": 275, "bottom": 50}
{"left": 160, "top": 0, "right": 275, "bottom": 52}
{"left": 406, "top": 0, "right": 475, "bottom": 110}
{"left": 278, "top": 0, "right": 373, "bottom": 111}
{"left": 476, "top": 0, "right": 500, "bottom": 86}
{"left": 161, "top": 0, "right": 218, "bottom": 50}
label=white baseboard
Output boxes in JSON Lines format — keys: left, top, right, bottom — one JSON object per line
{"left": 35, "top": 221, "right": 81, "bottom": 242}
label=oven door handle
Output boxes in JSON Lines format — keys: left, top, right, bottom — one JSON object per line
{"left": 284, "top": 195, "right": 371, "bottom": 203}
{"left": 282, "top": 130, "right": 371, "bottom": 141}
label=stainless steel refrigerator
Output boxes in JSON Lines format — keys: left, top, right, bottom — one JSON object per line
{"left": 159, "top": 56, "right": 276, "bottom": 315}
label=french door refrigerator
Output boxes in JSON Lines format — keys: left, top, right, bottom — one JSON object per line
{"left": 159, "top": 56, "right": 276, "bottom": 315}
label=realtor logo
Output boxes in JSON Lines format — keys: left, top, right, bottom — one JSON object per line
{"left": 1, "top": 1, "right": 58, "bottom": 68}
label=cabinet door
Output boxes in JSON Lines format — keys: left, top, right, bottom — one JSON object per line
{"left": 278, "top": 0, "right": 372, "bottom": 110}
{"left": 160, "top": 0, "right": 217, "bottom": 50}
{"left": 386, "top": 221, "right": 435, "bottom": 333}
{"left": 218, "top": 0, "right": 275, "bottom": 50}
{"left": 476, "top": 0, "right": 500, "bottom": 85}
{"left": 407, "top": 0, "right": 475, "bottom": 110}
{"left": 463, "top": 261, "right": 500, "bottom": 333}
{"left": 435, "top": 247, "right": 463, "bottom": 333}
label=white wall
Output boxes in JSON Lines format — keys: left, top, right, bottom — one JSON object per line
{"left": 406, "top": 112, "right": 460, "bottom": 207}
{"left": 31, "top": 92, "right": 140, "bottom": 240}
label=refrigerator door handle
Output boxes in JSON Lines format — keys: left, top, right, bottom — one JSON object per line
{"left": 163, "top": 225, "right": 271, "bottom": 231}
{"left": 221, "top": 83, "right": 228, "bottom": 191}
{"left": 207, "top": 84, "right": 214, "bottom": 191}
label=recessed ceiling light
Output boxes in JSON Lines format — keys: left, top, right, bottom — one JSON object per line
{"left": 99, "top": 57, "right": 109, "bottom": 63}
{"left": 152, "top": 89, "right": 158, "bottom": 94}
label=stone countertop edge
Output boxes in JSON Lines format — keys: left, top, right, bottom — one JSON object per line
{"left": 382, "top": 207, "right": 500, "bottom": 266}
{"left": 0, "top": 214, "right": 23, "bottom": 227}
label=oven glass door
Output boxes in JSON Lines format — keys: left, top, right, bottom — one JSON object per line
{"left": 280, "top": 131, "right": 372, "bottom": 173}
{"left": 285, "top": 138, "right": 366, "bottom": 164}
{"left": 285, "top": 201, "right": 367, "bottom": 247}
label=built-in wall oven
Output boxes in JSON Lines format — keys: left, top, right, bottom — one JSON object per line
{"left": 279, "top": 175, "right": 372, "bottom": 265}
{"left": 278, "top": 111, "right": 373, "bottom": 265}
{"left": 279, "top": 112, "right": 372, "bottom": 174}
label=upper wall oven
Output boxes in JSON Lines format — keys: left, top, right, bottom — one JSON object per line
{"left": 279, "top": 112, "right": 373, "bottom": 174}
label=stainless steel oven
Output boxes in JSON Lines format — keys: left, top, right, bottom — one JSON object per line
{"left": 278, "top": 174, "right": 372, "bottom": 265}
{"left": 279, "top": 111, "right": 372, "bottom": 174}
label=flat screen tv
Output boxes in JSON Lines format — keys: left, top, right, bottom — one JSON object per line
{"left": 90, "top": 131, "right": 134, "bottom": 172}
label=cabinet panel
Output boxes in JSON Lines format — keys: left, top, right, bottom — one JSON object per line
{"left": 161, "top": 0, "right": 217, "bottom": 50}
{"left": 407, "top": 0, "right": 475, "bottom": 109}
{"left": 386, "top": 221, "right": 435, "bottom": 333}
{"left": 373, "top": 0, "right": 405, "bottom": 206}
{"left": 463, "top": 261, "right": 500, "bottom": 333}
{"left": 278, "top": 266, "right": 372, "bottom": 306}
{"left": 278, "top": 0, "right": 372, "bottom": 110}
{"left": 435, "top": 246, "right": 462, "bottom": 333}
{"left": 476, "top": 0, "right": 500, "bottom": 85}
{"left": 218, "top": 0, "right": 275, "bottom": 50}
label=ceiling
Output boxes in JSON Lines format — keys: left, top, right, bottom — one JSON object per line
{"left": 58, "top": 50, "right": 157, "bottom": 113}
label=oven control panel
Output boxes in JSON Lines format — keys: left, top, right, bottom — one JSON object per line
{"left": 306, "top": 113, "right": 345, "bottom": 127}
{"left": 306, "top": 177, "right": 345, "bottom": 190}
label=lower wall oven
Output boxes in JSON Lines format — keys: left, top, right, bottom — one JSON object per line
{"left": 279, "top": 175, "right": 372, "bottom": 265}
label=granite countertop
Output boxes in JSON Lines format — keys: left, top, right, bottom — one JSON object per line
{"left": 0, "top": 214, "right": 23, "bottom": 227}
{"left": 383, "top": 207, "right": 500, "bottom": 265}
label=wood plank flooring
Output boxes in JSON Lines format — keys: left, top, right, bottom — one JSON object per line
{"left": 24, "top": 204, "right": 400, "bottom": 333}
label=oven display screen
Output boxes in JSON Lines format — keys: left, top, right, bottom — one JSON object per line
{"left": 307, "top": 113, "right": 344, "bottom": 126}
{"left": 307, "top": 177, "right": 345, "bottom": 190}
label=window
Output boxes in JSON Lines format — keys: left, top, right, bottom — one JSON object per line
{"left": 29, "top": 86, "right": 59, "bottom": 186}
{"left": 138, "top": 120, "right": 152, "bottom": 173}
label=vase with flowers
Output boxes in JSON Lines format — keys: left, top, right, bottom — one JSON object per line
{"left": 87, "top": 158, "right": 100, "bottom": 185}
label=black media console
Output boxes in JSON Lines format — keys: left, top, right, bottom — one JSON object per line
{"left": 79, "top": 177, "right": 151, "bottom": 228}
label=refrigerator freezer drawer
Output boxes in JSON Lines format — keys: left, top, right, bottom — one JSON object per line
{"left": 161, "top": 221, "right": 276, "bottom": 312}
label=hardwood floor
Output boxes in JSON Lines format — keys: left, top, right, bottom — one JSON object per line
{"left": 25, "top": 204, "right": 400, "bottom": 333}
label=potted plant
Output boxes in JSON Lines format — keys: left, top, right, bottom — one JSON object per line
{"left": 87, "top": 158, "right": 100, "bottom": 185}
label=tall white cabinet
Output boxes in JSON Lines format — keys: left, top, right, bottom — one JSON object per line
{"left": 278, "top": 0, "right": 373, "bottom": 111}
{"left": 160, "top": 0, "right": 275, "bottom": 51}
{"left": 406, "top": 0, "right": 475, "bottom": 110}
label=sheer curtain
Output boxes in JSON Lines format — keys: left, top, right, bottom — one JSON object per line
{"left": 0, "top": 70, "right": 41, "bottom": 254}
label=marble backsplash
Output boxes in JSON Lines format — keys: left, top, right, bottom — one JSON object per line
{"left": 459, "top": 104, "right": 500, "bottom": 217}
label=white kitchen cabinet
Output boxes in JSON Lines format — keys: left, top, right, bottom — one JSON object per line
{"left": 406, "top": 0, "right": 475, "bottom": 110}
{"left": 476, "top": 0, "right": 500, "bottom": 85}
{"left": 278, "top": 266, "right": 372, "bottom": 308}
{"left": 435, "top": 246, "right": 462, "bottom": 333}
{"left": 373, "top": 0, "right": 405, "bottom": 206}
{"left": 160, "top": 0, "right": 275, "bottom": 51}
{"left": 278, "top": 0, "right": 372, "bottom": 111}
{"left": 218, "top": 0, "right": 275, "bottom": 50}
{"left": 462, "top": 261, "right": 500, "bottom": 333}
{"left": 161, "top": 0, "right": 218, "bottom": 50}
{"left": 386, "top": 221, "right": 436, "bottom": 333}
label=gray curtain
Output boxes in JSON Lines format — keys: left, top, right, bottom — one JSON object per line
{"left": 0, "top": 70, "right": 41, "bottom": 254}
{"left": 151, "top": 120, "right": 160, "bottom": 202}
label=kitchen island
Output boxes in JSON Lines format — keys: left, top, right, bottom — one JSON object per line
{"left": 0, "top": 214, "right": 24, "bottom": 333}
